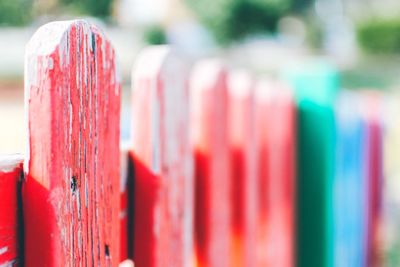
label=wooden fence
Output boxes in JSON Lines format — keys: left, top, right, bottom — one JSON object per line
{"left": 0, "top": 19, "right": 385, "bottom": 267}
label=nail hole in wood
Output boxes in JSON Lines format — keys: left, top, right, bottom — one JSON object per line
{"left": 105, "top": 244, "right": 110, "bottom": 257}
{"left": 71, "top": 176, "right": 78, "bottom": 193}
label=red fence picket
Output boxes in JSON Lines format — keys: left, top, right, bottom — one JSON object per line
{"left": 130, "top": 46, "right": 193, "bottom": 267}
{"left": 190, "top": 60, "right": 231, "bottom": 267}
{"left": 0, "top": 155, "right": 23, "bottom": 266}
{"left": 23, "top": 20, "right": 121, "bottom": 266}
{"left": 227, "top": 70, "right": 257, "bottom": 267}
{"left": 254, "top": 80, "right": 296, "bottom": 267}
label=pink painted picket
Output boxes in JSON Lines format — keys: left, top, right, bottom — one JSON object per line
{"left": 130, "top": 46, "right": 193, "bottom": 267}
{"left": 254, "top": 79, "right": 296, "bottom": 267}
{"left": 190, "top": 59, "right": 232, "bottom": 267}
{"left": 23, "top": 20, "right": 121, "bottom": 266}
{"left": 227, "top": 70, "right": 258, "bottom": 267}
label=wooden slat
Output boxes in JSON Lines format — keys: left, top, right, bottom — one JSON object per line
{"left": 23, "top": 20, "right": 121, "bottom": 266}
{"left": 0, "top": 155, "right": 23, "bottom": 266}
{"left": 360, "top": 91, "right": 383, "bottom": 267}
{"left": 227, "top": 70, "right": 257, "bottom": 267}
{"left": 285, "top": 64, "right": 338, "bottom": 267}
{"left": 254, "top": 79, "right": 295, "bottom": 267}
{"left": 131, "top": 46, "right": 193, "bottom": 267}
{"left": 333, "top": 91, "right": 368, "bottom": 267}
{"left": 190, "top": 60, "right": 231, "bottom": 267}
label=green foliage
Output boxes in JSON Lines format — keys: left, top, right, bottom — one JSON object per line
{"left": 60, "top": 0, "right": 113, "bottom": 17}
{"left": 357, "top": 18, "right": 400, "bottom": 54}
{"left": 82, "top": 0, "right": 113, "bottom": 17}
{"left": 291, "top": 0, "right": 314, "bottom": 12}
{"left": 0, "top": 0, "right": 32, "bottom": 25}
{"left": 186, "top": 0, "right": 291, "bottom": 45}
{"left": 143, "top": 25, "right": 167, "bottom": 45}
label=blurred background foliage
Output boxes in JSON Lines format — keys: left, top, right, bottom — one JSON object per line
{"left": 185, "top": 0, "right": 313, "bottom": 45}
{"left": 143, "top": 24, "right": 167, "bottom": 45}
{"left": 0, "top": 0, "right": 113, "bottom": 26}
{"left": 357, "top": 17, "right": 400, "bottom": 54}
{"left": 0, "top": 0, "right": 32, "bottom": 25}
{"left": 1, "top": 0, "right": 400, "bottom": 91}
{"left": 59, "top": 0, "right": 113, "bottom": 17}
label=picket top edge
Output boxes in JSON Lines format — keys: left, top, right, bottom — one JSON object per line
{"left": 0, "top": 154, "right": 24, "bottom": 173}
{"left": 359, "top": 90, "right": 383, "bottom": 123}
{"left": 227, "top": 69, "right": 254, "bottom": 98}
{"left": 335, "top": 90, "right": 364, "bottom": 124}
{"left": 25, "top": 19, "right": 111, "bottom": 57}
{"left": 190, "top": 58, "right": 226, "bottom": 93}
{"left": 131, "top": 45, "right": 172, "bottom": 81}
{"left": 255, "top": 77, "right": 293, "bottom": 102}
{"left": 24, "top": 19, "right": 118, "bottom": 174}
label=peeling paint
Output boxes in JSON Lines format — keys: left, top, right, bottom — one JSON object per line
{"left": 0, "top": 247, "right": 8, "bottom": 256}
{"left": 23, "top": 20, "right": 121, "bottom": 266}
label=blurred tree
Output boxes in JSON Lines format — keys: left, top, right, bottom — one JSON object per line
{"left": 60, "top": 0, "right": 113, "bottom": 17}
{"left": 0, "top": 0, "right": 32, "bottom": 25}
{"left": 186, "top": 0, "right": 299, "bottom": 45}
{"left": 143, "top": 24, "right": 167, "bottom": 45}
{"left": 357, "top": 18, "right": 400, "bottom": 54}
{"left": 291, "top": 0, "right": 314, "bottom": 12}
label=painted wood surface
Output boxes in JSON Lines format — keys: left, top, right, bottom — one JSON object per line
{"left": 333, "top": 91, "right": 367, "bottom": 267}
{"left": 131, "top": 46, "right": 193, "bottom": 267}
{"left": 254, "top": 80, "right": 295, "bottom": 267}
{"left": 190, "top": 60, "right": 231, "bottom": 267}
{"left": 360, "top": 92, "right": 383, "bottom": 267}
{"left": 227, "top": 70, "right": 257, "bottom": 267}
{"left": 0, "top": 155, "right": 24, "bottom": 266}
{"left": 23, "top": 20, "right": 121, "bottom": 266}
{"left": 285, "top": 64, "right": 338, "bottom": 267}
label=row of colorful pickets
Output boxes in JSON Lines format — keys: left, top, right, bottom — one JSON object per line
{"left": 0, "top": 19, "right": 398, "bottom": 267}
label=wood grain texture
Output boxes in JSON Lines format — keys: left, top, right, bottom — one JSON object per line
{"left": 0, "top": 155, "right": 24, "bottom": 267}
{"left": 24, "top": 20, "right": 121, "bottom": 266}
{"left": 190, "top": 60, "right": 231, "bottom": 267}
{"left": 131, "top": 46, "right": 193, "bottom": 267}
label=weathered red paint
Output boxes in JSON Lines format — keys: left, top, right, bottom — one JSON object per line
{"left": 23, "top": 20, "right": 121, "bottom": 266}
{"left": 131, "top": 46, "right": 193, "bottom": 267}
{"left": 0, "top": 155, "right": 23, "bottom": 266}
{"left": 227, "top": 70, "right": 257, "bottom": 267}
{"left": 361, "top": 92, "right": 383, "bottom": 267}
{"left": 254, "top": 80, "right": 296, "bottom": 267}
{"left": 190, "top": 60, "right": 231, "bottom": 267}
